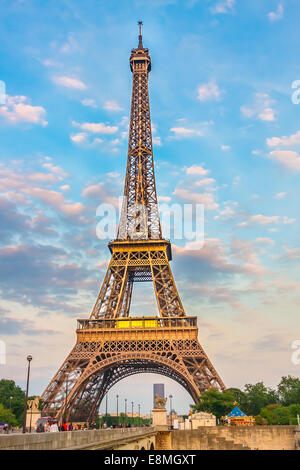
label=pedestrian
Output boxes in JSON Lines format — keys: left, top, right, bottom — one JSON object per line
{"left": 50, "top": 422, "right": 59, "bottom": 432}
{"left": 36, "top": 423, "right": 45, "bottom": 433}
{"left": 62, "top": 422, "right": 68, "bottom": 431}
{"left": 68, "top": 423, "right": 73, "bottom": 431}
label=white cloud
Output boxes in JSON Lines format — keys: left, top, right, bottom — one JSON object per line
{"left": 186, "top": 165, "right": 210, "bottom": 176}
{"left": 237, "top": 214, "right": 295, "bottom": 228}
{"left": 211, "top": 0, "right": 235, "bottom": 14}
{"left": 237, "top": 214, "right": 280, "bottom": 228}
{"left": 0, "top": 95, "right": 47, "bottom": 126}
{"left": 152, "top": 136, "right": 161, "bottom": 146}
{"left": 82, "top": 183, "right": 119, "bottom": 207}
{"left": 258, "top": 108, "right": 276, "bottom": 122}
{"left": 70, "top": 132, "right": 88, "bottom": 144}
{"left": 268, "top": 3, "right": 284, "bottom": 22}
{"left": 221, "top": 145, "right": 231, "bottom": 151}
{"left": 195, "top": 178, "right": 216, "bottom": 187}
{"left": 268, "top": 150, "right": 300, "bottom": 171}
{"left": 60, "top": 185, "right": 71, "bottom": 192}
{"left": 42, "top": 162, "right": 68, "bottom": 179}
{"left": 81, "top": 98, "right": 98, "bottom": 108}
{"left": 170, "top": 127, "right": 203, "bottom": 138}
{"left": 151, "top": 123, "right": 162, "bottom": 146}
{"left": 158, "top": 196, "right": 171, "bottom": 203}
{"left": 173, "top": 188, "right": 218, "bottom": 210}
{"left": 23, "top": 187, "right": 84, "bottom": 217}
{"left": 53, "top": 76, "right": 87, "bottom": 90}
{"left": 43, "top": 58, "right": 60, "bottom": 67}
{"left": 103, "top": 100, "right": 122, "bottom": 112}
{"left": 282, "top": 216, "right": 296, "bottom": 225}
{"left": 255, "top": 237, "right": 275, "bottom": 247}
{"left": 197, "top": 79, "right": 221, "bottom": 101}
{"left": 275, "top": 192, "right": 286, "bottom": 199}
{"left": 59, "top": 35, "right": 80, "bottom": 54}
{"left": 241, "top": 93, "right": 276, "bottom": 122}
{"left": 214, "top": 204, "right": 236, "bottom": 220}
{"left": 266, "top": 130, "right": 300, "bottom": 148}
{"left": 72, "top": 121, "right": 118, "bottom": 134}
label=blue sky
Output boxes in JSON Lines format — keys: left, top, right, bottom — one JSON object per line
{"left": 0, "top": 0, "right": 300, "bottom": 415}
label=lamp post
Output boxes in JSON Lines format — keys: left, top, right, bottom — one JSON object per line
{"left": 22, "top": 355, "right": 33, "bottom": 434}
{"left": 9, "top": 396, "right": 13, "bottom": 428}
{"left": 169, "top": 394, "right": 173, "bottom": 429}
{"left": 138, "top": 404, "right": 141, "bottom": 427}
{"left": 105, "top": 393, "right": 108, "bottom": 418}
{"left": 124, "top": 398, "right": 127, "bottom": 426}
{"left": 116, "top": 394, "right": 119, "bottom": 427}
{"left": 131, "top": 401, "right": 134, "bottom": 426}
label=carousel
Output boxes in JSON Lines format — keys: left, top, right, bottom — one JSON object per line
{"left": 222, "top": 406, "right": 255, "bottom": 426}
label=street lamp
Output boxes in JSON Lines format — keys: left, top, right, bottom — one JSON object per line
{"left": 169, "top": 394, "right": 173, "bottom": 429}
{"left": 22, "top": 355, "right": 33, "bottom": 434}
{"left": 124, "top": 398, "right": 127, "bottom": 426}
{"left": 131, "top": 401, "right": 134, "bottom": 426}
{"left": 105, "top": 393, "right": 108, "bottom": 418}
{"left": 116, "top": 394, "right": 119, "bottom": 427}
{"left": 9, "top": 396, "right": 13, "bottom": 428}
{"left": 138, "top": 404, "right": 141, "bottom": 427}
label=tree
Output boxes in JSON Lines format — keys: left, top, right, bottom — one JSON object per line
{"left": 258, "top": 403, "right": 300, "bottom": 425}
{"left": 278, "top": 376, "right": 300, "bottom": 406}
{"left": 0, "top": 403, "right": 18, "bottom": 427}
{"left": 260, "top": 404, "right": 282, "bottom": 424}
{"left": 0, "top": 380, "right": 26, "bottom": 426}
{"left": 254, "top": 415, "right": 268, "bottom": 425}
{"left": 243, "top": 382, "right": 278, "bottom": 416}
{"left": 226, "top": 387, "right": 248, "bottom": 411}
{"left": 193, "top": 389, "right": 236, "bottom": 419}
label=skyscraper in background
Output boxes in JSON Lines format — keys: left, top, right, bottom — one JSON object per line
{"left": 153, "top": 384, "right": 165, "bottom": 407}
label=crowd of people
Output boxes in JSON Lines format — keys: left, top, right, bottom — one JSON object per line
{"left": 36, "top": 421, "right": 98, "bottom": 433}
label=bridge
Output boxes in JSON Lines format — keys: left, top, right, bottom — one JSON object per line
{"left": 0, "top": 425, "right": 298, "bottom": 450}
{"left": 0, "top": 427, "right": 157, "bottom": 451}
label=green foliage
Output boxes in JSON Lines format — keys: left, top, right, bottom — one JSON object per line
{"left": 259, "top": 403, "right": 300, "bottom": 425}
{"left": 193, "top": 389, "right": 236, "bottom": 419}
{"left": 254, "top": 415, "right": 268, "bottom": 425}
{"left": 194, "top": 376, "right": 300, "bottom": 425}
{"left": 99, "top": 413, "right": 150, "bottom": 427}
{"left": 278, "top": 376, "right": 300, "bottom": 406}
{"left": 0, "top": 403, "right": 18, "bottom": 426}
{"left": 0, "top": 379, "right": 26, "bottom": 426}
{"left": 243, "top": 382, "right": 279, "bottom": 416}
{"left": 226, "top": 387, "right": 248, "bottom": 410}
{"left": 95, "top": 417, "right": 101, "bottom": 429}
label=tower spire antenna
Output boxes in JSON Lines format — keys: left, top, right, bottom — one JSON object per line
{"left": 138, "top": 20, "right": 143, "bottom": 49}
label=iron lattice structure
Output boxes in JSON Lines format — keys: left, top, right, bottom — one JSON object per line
{"left": 42, "top": 24, "right": 225, "bottom": 423}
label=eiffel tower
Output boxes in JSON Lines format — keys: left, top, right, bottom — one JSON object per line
{"left": 42, "top": 22, "right": 225, "bottom": 423}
